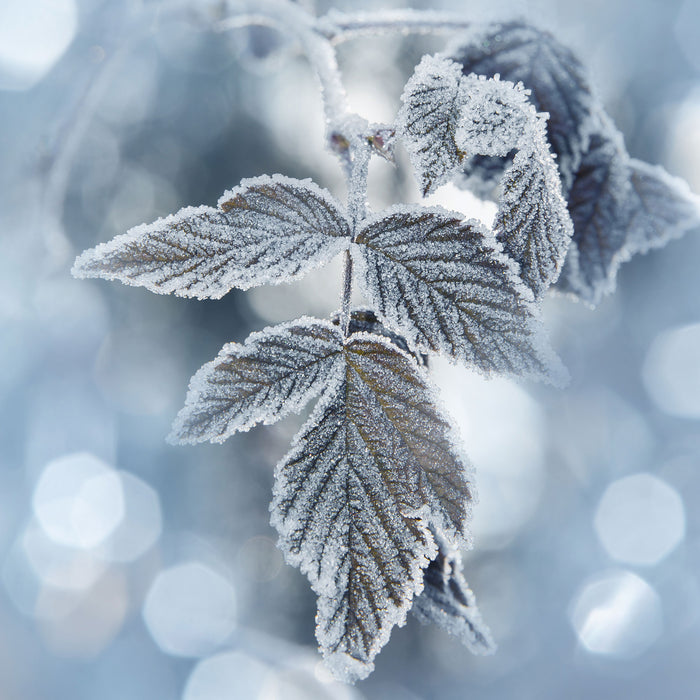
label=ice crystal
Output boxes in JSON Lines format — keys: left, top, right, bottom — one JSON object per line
{"left": 456, "top": 74, "right": 534, "bottom": 158}
{"left": 398, "top": 55, "right": 573, "bottom": 299}
{"left": 494, "top": 146, "right": 573, "bottom": 297}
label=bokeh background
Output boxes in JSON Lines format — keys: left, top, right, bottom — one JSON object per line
{"left": 2, "top": 0, "right": 700, "bottom": 698}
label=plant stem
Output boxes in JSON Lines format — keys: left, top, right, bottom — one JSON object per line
{"left": 347, "top": 140, "right": 371, "bottom": 226}
{"left": 340, "top": 249, "right": 353, "bottom": 336}
{"left": 340, "top": 139, "right": 371, "bottom": 335}
{"left": 318, "top": 9, "right": 472, "bottom": 43}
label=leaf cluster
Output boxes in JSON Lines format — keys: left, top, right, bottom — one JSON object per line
{"left": 449, "top": 22, "right": 700, "bottom": 305}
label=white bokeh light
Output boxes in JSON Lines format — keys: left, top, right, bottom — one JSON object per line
{"left": 643, "top": 323, "right": 700, "bottom": 419}
{"left": 143, "top": 561, "right": 237, "bottom": 657}
{"left": 22, "top": 522, "right": 106, "bottom": 593}
{"left": 32, "top": 453, "right": 125, "bottom": 549}
{"left": 0, "top": 0, "right": 78, "bottom": 91}
{"left": 99, "top": 471, "right": 162, "bottom": 563}
{"left": 594, "top": 473, "right": 685, "bottom": 566}
{"left": 666, "top": 89, "right": 700, "bottom": 194}
{"left": 569, "top": 570, "right": 663, "bottom": 658}
{"left": 183, "top": 651, "right": 270, "bottom": 700}
{"left": 432, "top": 359, "right": 546, "bottom": 549}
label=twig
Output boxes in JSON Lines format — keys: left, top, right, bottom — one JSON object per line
{"left": 317, "top": 9, "right": 472, "bottom": 43}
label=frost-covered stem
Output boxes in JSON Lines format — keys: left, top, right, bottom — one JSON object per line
{"left": 318, "top": 9, "right": 472, "bottom": 43}
{"left": 347, "top": 140, "right": 371, "bottom": 226}
{"left": 340, "top": 139, "right": 371, "bottom": 334}
{"left": 340, "top": 250, "right": 353, "bottom": 336}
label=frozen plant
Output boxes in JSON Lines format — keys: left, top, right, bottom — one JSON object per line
{"left": 71, "top": 0, "right": 700, "bottom": 683}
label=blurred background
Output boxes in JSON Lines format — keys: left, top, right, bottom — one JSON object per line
{"left": 2, "top": 0, "right": 700, "bottom": 698}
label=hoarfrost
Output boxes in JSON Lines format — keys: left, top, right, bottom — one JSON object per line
{"left": 396, "top": 54, "right": 466, "bottom": 195}
{"left": 169, "top": 318, "right": 343, "bottom": 444}
{"left": 354, "top": 205, "right": 565, "bottom": 383}
{"left": 559, "top": 116, "right": 700, "bottom": 305}
{"left": 556, "top": 119, "right": 631, "bottom": 303}
{"left": 413, "top": 533, "right": 496, "bottom": 655}
{"left": 271, "top": 333, "right": 473, "bottom": 682}
{"left": 494, "top": 145, "right": 573, "bottom": 297}
{"left": 450, "top": 21, "right": 700, "bottom": 305}
{"left": 624, "top": 159, "right": 700, "bottom": 257}
{"left": 72, "top": 175, "right": 351, "bottom": 299}
{"left": 456, "top": 74, "right": 534, "bottom": 158}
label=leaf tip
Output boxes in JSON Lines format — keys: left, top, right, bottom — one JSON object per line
{"left": 165, "top": 424, "right": 185, "bottom": 446}
{"left": 71, "top": 248, "right": 99, "bottom": 280}
{"left": 543, "top": 351, "right": 570, "bottom": 389}
{"left": 322, "top": 651, "right": 374, "bottom": 684}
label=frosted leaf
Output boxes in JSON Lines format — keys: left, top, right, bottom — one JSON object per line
{"left": 494, "top": 144, "right": 574, "bottom": 297}
{"left": 456, "top": 74, "right": 535, "bottom": 158}
{"left": 72, "top": 175, "right": 351, "bottom": 299}
{"left": 271, "top": 333, "right": 473, "bottom": 682}
{"left": 559, "top": 142, "right": 700, "bottom": 304}
{"left": 449, "top": 21, "right": 596, "bottom": 192}
{"left": 354, "top": 205, "right": 564, "bottom": 383}
{"left": 169, "top": 318, "right": 343, "bottom": 444}
{"left": 396, "top": 54, "right": 467, "bottom": 195}
{"left": 624, "top": 159, "right": 700, "bottom": 255}
{"left": 556, "top": 124, "right": 631, "bottom": 303}
{"left": 413, "top": 534, "right": 496, "bottom": 655}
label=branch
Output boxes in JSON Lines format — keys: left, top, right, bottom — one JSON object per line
{"left": 318, "top": 9, "right": 472, "bottom": 43}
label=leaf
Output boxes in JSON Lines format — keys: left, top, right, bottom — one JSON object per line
{"left": 559, "top": 140, "right": 700, "bottom": 304}
{"left": 169, "top": 318, "right": 343, "bottom": 444}
{"left": 494, "top": 145, "right": 574, "bottom": 297}
{"left": 72, "top": 175, "right": 351, "bottom": 299}
{"left": 271, "top": 333, "right": 474, "bottom": 682}
{"left": 452, "top": 69, "right": 575, "bottom": 297}
{"left": 354, "top": 205, "right": 565, "bottom": 383}
{"left": 450, "top": 21, "right": 596, "bottom": 192}
{"left": 624, "top": 158, "right": 700, "bottom": 255}
{"left": 396, "top": 54, "right": 467, "bottom": 195}
{"left": 413, "top": 533, "right": 496, "bottom": 655}
{"left": 555, "top": 122, "right": 631, "bottom": 303}
{"left": 456, "top": 74, "right": 536, "bottom": 158}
